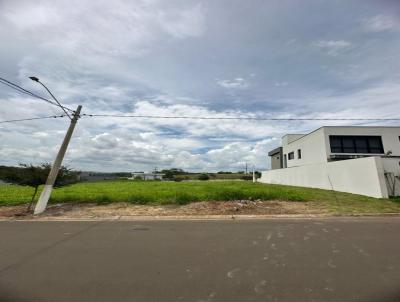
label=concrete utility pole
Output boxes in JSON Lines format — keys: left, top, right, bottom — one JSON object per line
{"left": 34, "top": 105, "right": 82, "bottom": 214}
{"left": 253, "top": 168, "right": 256, "bottom": 183}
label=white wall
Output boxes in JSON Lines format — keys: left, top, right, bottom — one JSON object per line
{"left": 283, "top": 128, "right": 327, "bottom": 168}
{"left": 282, "top": 134, "right": 305, "bottom": 145}
{"left": 260, "top": 157, "right": 393, "bottom": 198}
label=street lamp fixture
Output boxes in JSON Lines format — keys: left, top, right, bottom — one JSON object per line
{"left": 29, "top": 76, "right": 71, "bottom": 120}
{"left": 29, "top": 76, "right": 39, "bottom": 82}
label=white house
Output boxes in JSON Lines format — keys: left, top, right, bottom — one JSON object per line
{"left": 260, "top": 126, "right": 400, "bottom": 198}
{"left": 129, "top": 172, "right": 165, "bottom": 181}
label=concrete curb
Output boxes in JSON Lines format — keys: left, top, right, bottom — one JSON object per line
{"left": 1, "top": 213, "right": 400, "bottom": 222}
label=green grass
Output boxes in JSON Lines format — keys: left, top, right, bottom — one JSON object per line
{"left": 173, "top": 173, "right": 250, "bottom": 181}
{"left": 1, "top": 180, "right": 400, "bottom": 214}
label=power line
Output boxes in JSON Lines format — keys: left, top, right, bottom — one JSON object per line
{"left": 0, "top": 77, "right": 75, "bottom": 113}
{"left": 0, "top": 115, "right": 66, "bottom": 124}
{"left": 81, "top": 113, "right": 400, "bottom": 121}
{"left": 0, "top": 77, "right": 61, "bottom": 108}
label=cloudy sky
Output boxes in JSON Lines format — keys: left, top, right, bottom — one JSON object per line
{"left": 0, "top": 0, "right": 400, "bottom": 172}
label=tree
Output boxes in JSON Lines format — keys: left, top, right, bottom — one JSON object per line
{"left": 161, "top": 168, "right": 188, "bottom": 181}
{"left": 0, "top": 164, "right": 78, "bottom": 213}
{"left": 162, "top": 170, "right": 175, "bottom": 180}
{"left": 198, "top": 173, "right": 210, "bottom": 181}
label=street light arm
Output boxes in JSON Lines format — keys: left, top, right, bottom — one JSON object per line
{"left": 29, "top": 77, "right": 72, "bottom": 120}
{"left": 37, "top": 81, "right": 72, "bottom": 120}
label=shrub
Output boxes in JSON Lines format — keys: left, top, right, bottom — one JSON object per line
{"left": 0, "top": 163, "right": 78, "bottom": 212}
{"left": 198, "top": 174, "right": 210, "bottom": 181}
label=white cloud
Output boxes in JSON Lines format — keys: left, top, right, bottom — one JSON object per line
{"left": 216, "top": 78, "right": 249, "bottom": 89}
{"left": 314, "top": 40, "right": 352, "bottom": 56}
{"left": 274, "top": 82, "right": 288, "bottom": 87}
{"left": 1, "top": 0, "right": 206, "bottom": 58}
{"left": 32, "top": 131, "right": 49, "bottom": 138}
{"left": 362, "top": 15, "right": 400, "bottom": 32}
{"left": 158, "top": 3, "right": 205, "bottom": 39}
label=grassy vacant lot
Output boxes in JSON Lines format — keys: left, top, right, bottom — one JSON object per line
{"left": 0, "top": 180, "right": 399, "bottom": 214}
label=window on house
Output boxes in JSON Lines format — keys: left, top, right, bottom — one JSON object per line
{"left": 342, "top": 137, "right": 355, "bottom": 153}
{"left": 297, "top": 149, "right": 301, "bottom": 159}
{"left": 288, "top": 152, "right": 294, "bottom": 160}
{"left": 329, "top": 136, "right": 384, "bottom": 154}
{"left": 368, "top": 136, "right": 384, "bottom": 153}
{"left": 330, "top": 136, "right": 342, "bottom": 153}
{"left": 354, "top": 137, "right": 368, "bottom": 153}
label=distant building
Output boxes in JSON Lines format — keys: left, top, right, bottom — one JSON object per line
{"left": 79, "top": 172, "right": 121, "bottom": 182}
{"left": 129, "top": 172, "right": 165, "bottom": 181}
{"left": 260, "top": 126, "right": 400, "bottom": 198}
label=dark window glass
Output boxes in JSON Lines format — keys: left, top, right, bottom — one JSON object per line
{"left": 297, "top": 149, "right": 302, "bottom": 159}
{"left": 368, "top": 137, "right": 384, "bottom": 153}
{"left": 330, "top": 137, "right": 342, "bottom": 153}
{"left": 342, "top": 137, "right": 355, "bottom": 153}
{"left": 354, "top": 138, "right": 368, "bottom": 153}
{"left": 329, "top": 135, "right": 384, "bottom": 154}
{"left": 288, "top": 152, "right": 294, "bottom": 160}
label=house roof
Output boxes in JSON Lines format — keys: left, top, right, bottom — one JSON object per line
{"left": 268, "top": 147, "right": 282, "bottom": 156}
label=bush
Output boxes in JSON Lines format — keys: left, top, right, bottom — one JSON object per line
{"left": 0, "top": 163, "right": 78, "bottom": 212}
{"left": 198, "top": 174, "right": 209, "bottom": 181}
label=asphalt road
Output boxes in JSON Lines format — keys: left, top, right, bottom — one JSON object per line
{"left": 1, "top": 218, "right": 400, "bottom": 302}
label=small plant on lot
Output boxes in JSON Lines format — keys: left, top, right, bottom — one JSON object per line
{"left": 198, "top": 173, "right": 210, "bottom": 181}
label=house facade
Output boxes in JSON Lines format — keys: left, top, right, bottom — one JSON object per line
{"left": 260, "top": 126, "right": 400, "bottom": 198}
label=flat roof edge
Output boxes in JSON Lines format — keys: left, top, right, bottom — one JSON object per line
{"left": 268, "top": 147, "right": 282, "bottom": 156}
